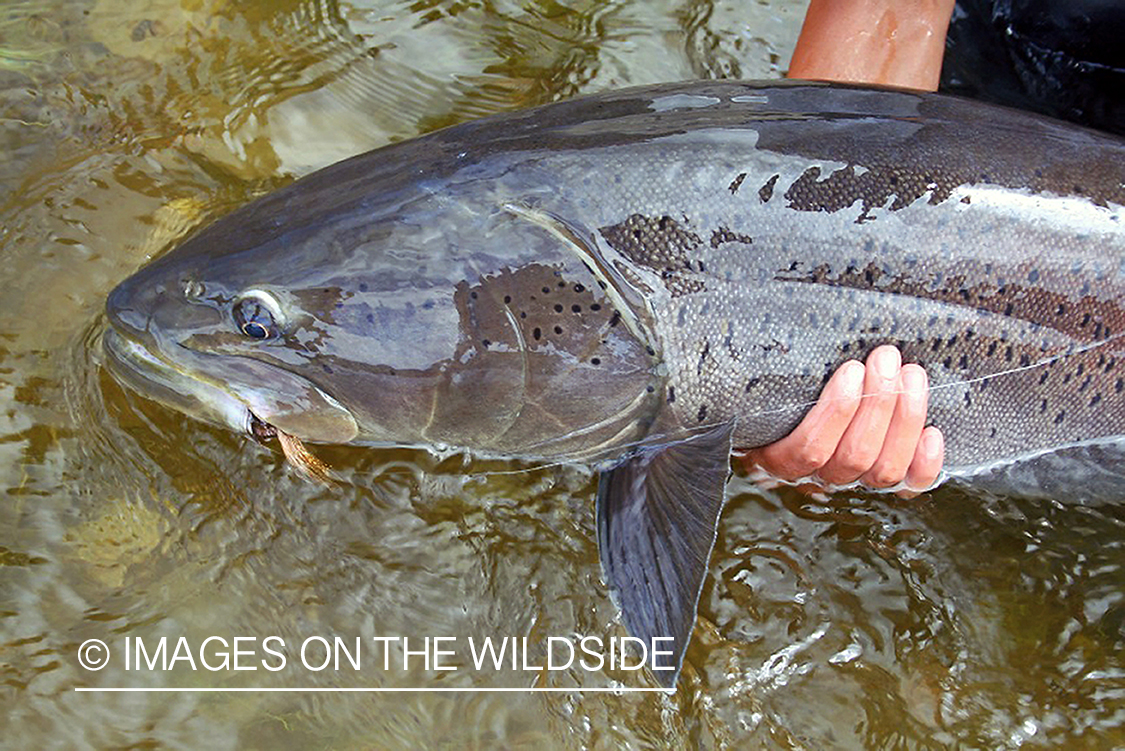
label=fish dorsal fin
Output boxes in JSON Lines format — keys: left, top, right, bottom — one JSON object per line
{"left": 596, "top": 421, "right": 734, "bottom": 688}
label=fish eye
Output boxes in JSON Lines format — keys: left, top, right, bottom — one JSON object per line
{"left": 241, "top": 320, "right": 270, "bottom": 339}
{"left": 232, "top": 291, "right": 283, "bottom": 341}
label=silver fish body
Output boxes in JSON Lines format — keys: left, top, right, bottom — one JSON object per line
{"left": 103, "top": 80, "right": 1125, "bottom": 686}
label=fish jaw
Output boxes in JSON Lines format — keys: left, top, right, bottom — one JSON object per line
{"left": 102, "top": 319, "right": 359, "bottom": 448}
{"left": 103, "top": 326, "right": 251, "bottom": 434}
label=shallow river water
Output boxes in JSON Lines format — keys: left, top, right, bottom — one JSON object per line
{"left": 1, "top": 1, "right": 1124, "bottom": 748}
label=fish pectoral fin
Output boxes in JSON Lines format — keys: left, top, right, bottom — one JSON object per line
{"left": 596, "top": 421, "right": 734, "bottom": 689}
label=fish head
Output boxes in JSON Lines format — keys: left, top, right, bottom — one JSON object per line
{"left": 104, "top": 154, "right": 662, "bottom": 458}
{"left": 103, "top": 229, "right": 365, "bottom": 446}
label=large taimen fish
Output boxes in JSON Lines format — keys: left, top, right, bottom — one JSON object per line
{"left": 103, "top": 80, "right": 1125, "bottom": 687}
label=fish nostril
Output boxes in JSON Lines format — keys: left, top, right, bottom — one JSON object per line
{"left": 107, "top": 277, "right": 180, "bottom": 334}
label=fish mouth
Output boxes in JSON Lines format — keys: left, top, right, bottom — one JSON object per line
{"left": 102, "top": 325, "right": 359, "bottom": 453}
{"left": 104, "top": 325, "right": 346, "bottom": 482}
{"left": 103, "top": 326, "right": 255, "bottom": 436}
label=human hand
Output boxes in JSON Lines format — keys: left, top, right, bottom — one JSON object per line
{"left": 737, "top": 346, "right": 945, "bottom": 497}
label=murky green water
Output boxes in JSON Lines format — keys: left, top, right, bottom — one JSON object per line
{"left": 1, "top": 1, "right": 1123, "bottom": 748}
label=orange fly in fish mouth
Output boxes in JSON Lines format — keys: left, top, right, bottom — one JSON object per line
{"left": 248, "top": 409, "right": 332, "bottom": 483}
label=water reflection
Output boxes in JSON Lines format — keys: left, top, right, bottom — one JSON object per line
{"left": 1, "top": 0, "right": 1123, "bottom": 748}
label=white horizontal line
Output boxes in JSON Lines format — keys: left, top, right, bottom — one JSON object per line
{"left": 74, "top": 686, "right": 670, "bottom": 693}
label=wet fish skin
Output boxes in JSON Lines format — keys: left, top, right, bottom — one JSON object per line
{"left": 103, "top": 81, "right": 1125, "bottom": 687}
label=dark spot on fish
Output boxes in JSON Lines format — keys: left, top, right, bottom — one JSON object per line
{"left": 697, "top": 405, "right": 708, "bottom": 422}
{"left": 481, "top": 339, "right": 491, "bottom": 348}
{"left": 533, "top": 327, "right": 541, "bottom": 340}
{"left": 667, "top": 386, "right": 676, "bottom": 404}
{"left": 1117, "top": 379, "right": 1124, "bottom": 393}
{"left": 990, "top": 427, "right": 997, "bottom": 437}
{"left": 1091, "top": 394, "right": 1103, "bottom": 406}
{"left": 942, "top": 356, "right": 952, "bottom": 369}
{"left": 697, "top": 341, "right": 710, "bottom": 376}
{"left": 542, "top": 286, "right": 550, "bottom": 294}
{"left": 571, "top": 304, "right": 581, "bottom": 313}
{"left": 519, "top": 311, "right": 527, "bottom": 319}
{"left": 590, "top": 303, "right": 601, "bottom": 311}
{"left": 1019, "top": 354, "right": 1031, "bottom": 367}
{"left": 470, "top": 291, "right": 478, "bottom": 300}
{"left": 366, "top": 313, "right": 374, "bottom": 323}
{"left": 574, "top": 283, "right": 585, "bottom": 292}
{"left": 646, "top": 345, "right": 655, "bottom": 356}
{"left": 646, "top": 385, "right": 655, "bottom": 393}
{"left": 759, "top": 174, "right": 779, "bottom": 203}
{"left": 591, "top": 357, "right": 601, "bottom": 365}
{"left": 1028, "top": 269, "right": 1040, "bottom": 283}
{"left": 503, "top": 295, "right": 512, "bottom": 304}
{"left": 1080, "top": 375, "right": 1093, "bottom": 391}
{"left": 554, "top": 304, "right": 563, "bottom": 313}
{"left": 987, "top": 341, "right": 998, "bottom": 357}
{"left": 964, "top": 391, "right": 972, "bottom": 406}
{"left": 558, "top": 280, "right": 566, "bottom": 288}
{"left": 729, "top": 172, "right": 746, "bottom": 194}
{"left": 1055, "top": 410, "right": 1066, "bottom": 425}
{"left": 710, "top": 227, "right": 753, "bottom": 249}
{"left": 1040, "top": 398, "right": 1048, "bottom": 414}
{"left": 554, "top": 325, "right": 563, "bottom": 335}
{"left": 359, "top": 283, "right": 368, "bottom": 292}
{"left": 609, "top": 311, "right": 621, "bottom": 327}
{"left": 745, "top": 377, "right": 760, "bottom": 392}
{"left": 1039, "top": 371, "right": 1049, "bottom": 385}
{"left": 958, "top": 354, "right": 968, "bottom": 369}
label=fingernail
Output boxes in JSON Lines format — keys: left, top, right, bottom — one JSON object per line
{"left": 872, "top": 346, "right": 901, "bottom": 381}
{"left": 901, "top": 366, "right": 925, "bottom": 392}
{"left": 839, "top": 360, "right": 864, "bottom": 398}
{"left": 923, "top": 428, "right": 944, "bottom": 457}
